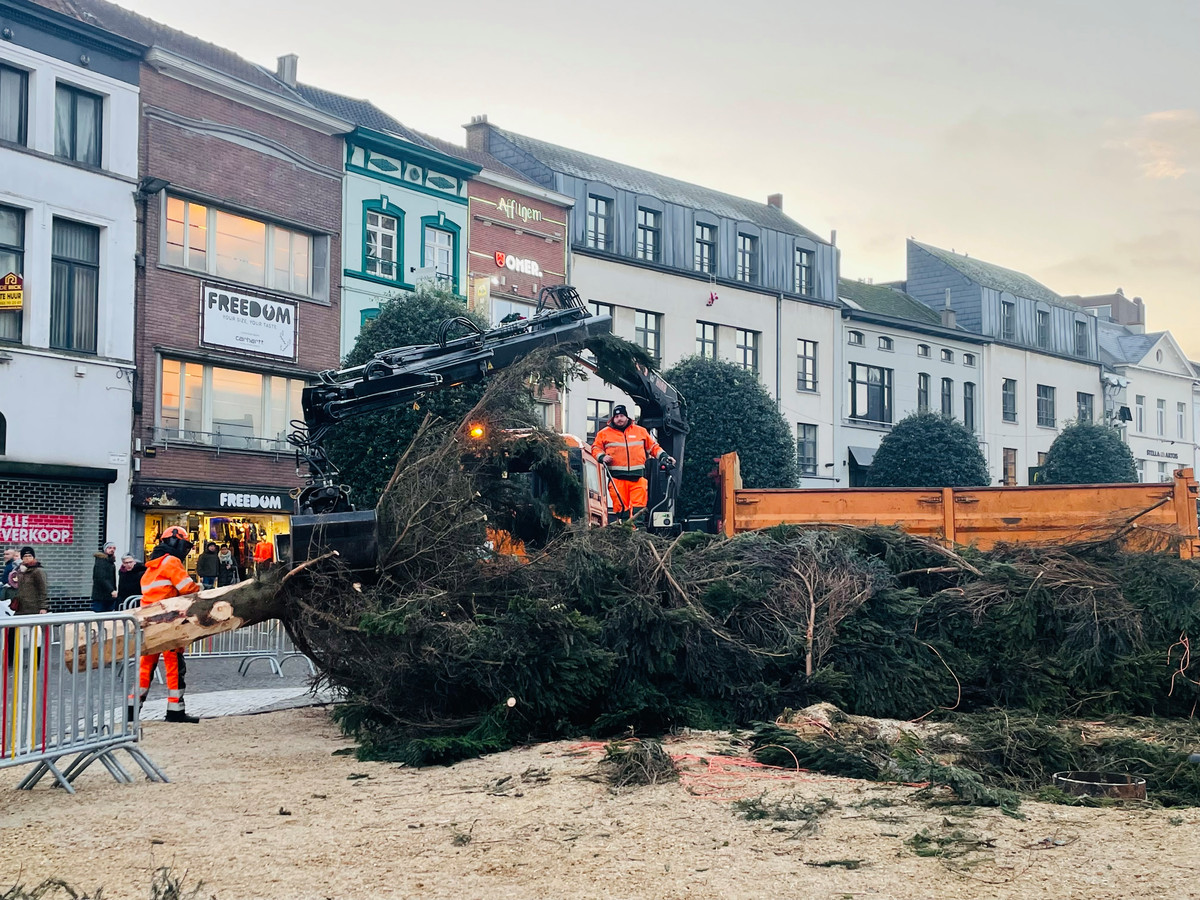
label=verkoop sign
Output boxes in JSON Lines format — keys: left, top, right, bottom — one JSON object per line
{"left": 201, "top": 284, "right": 297, "bottom": 360}
{"left": 0, "top": 514, "right": 74, "bottom": 544}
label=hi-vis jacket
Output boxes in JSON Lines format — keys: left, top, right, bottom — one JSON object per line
{"left": 140, "top": 554, "right": 201, "bottom": 605}
{"left": 591, "top": 421, "right": 664, "bottom": 482}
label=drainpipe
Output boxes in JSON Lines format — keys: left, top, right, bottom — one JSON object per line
{"left": 776, "top": 292, "right": 783, "bottom": 406}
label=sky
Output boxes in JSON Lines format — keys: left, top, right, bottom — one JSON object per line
{"left": 120, "top": 0, "right": 1200, "bottom": 353}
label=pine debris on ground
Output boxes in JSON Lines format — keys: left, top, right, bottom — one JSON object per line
{"left": 599, "top": 738, "right": 679, "bottom": 788}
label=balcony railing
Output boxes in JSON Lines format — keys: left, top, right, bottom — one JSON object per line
{"left": 151, "top": 427, "right": 291, "bottom": 455}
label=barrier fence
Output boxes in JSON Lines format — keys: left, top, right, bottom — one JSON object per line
{"left": 1, "top": 612, "right": 168, "bottom": 793}
{"left": 123, "top": 596, "right": 314, "bottom": 678}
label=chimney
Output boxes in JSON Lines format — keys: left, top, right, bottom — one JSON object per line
{"left": 276, "top": 54, "right": 298, "bottom": 88}
{"left": 767, "top": 193, "right": 783, "bottom": 210}
{"left": 830, "top": 229, "right": 837, "bottom": 247}
{"left": 464, "top": 114, "right": 490, "bottom": 152}
{"left": 941, "top": 288, "right": 956, "bottom": 328}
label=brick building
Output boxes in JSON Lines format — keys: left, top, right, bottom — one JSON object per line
{"left": 37, "top": 0, "right": 349, "bottom": 575}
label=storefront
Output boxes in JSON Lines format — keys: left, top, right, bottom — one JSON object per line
{"left": 133, "top": 481, "right": 292, "bottom": 579}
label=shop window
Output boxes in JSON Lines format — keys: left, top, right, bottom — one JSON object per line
{"left": 420, "top": 216, "right": 459, "bottom": 291}
{"left": 0, "top": 204, "right": 24, "bottom": 342}
{"left": 144, "top": 511, "right": 289, "bottom": 584}
{"left": 50, "top": 218, "right": 99, "bottom": 354}
{"left": 0, "top": 64, "right": 28, "bottom": 146}
{"left": 164, "top": 196, "right": 325, "bottom": 298}
{"left": 157, "top": 357, "right": 305, "bottom": 452}
{"left": 55, "top": 83, "right": 102, "bottom": 166}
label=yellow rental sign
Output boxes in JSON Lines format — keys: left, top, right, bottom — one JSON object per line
{"left": 0, "top": 272, "right": 21, "bottom": 310}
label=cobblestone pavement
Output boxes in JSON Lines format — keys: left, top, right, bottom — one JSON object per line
{"left": 137, "top": 655, "right": 339, "bottom": 720}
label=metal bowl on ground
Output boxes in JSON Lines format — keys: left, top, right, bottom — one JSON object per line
{"left": 1052, "top": 771, "right": 1146, "bottom": 800}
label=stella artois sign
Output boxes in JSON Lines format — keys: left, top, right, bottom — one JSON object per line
{"left": 0, "top": 272, "right": 22, "bottom": 310}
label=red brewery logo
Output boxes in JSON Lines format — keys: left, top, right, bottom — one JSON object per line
{"left": 0, "top": 513, "right": 75, "bottom": 544}
{"left": 494, "top": 251, "right": 543, "bottom": 278}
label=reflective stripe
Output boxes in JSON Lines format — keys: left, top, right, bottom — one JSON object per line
{"left": 173, "top": 578, "right": 194, "bottom": 590}
{"left": 145, "top": 579, "right": 172, "bottom": 589}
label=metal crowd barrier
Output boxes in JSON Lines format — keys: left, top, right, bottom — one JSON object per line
{"left": 1, "top": 612, "right": 168, "bottom": 793}
{"left": 122, "top": 595, "right": 313, "bottom": 678}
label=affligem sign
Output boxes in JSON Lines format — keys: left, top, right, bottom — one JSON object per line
{"left": 0, "top": 514, "right": 74, "bottom": 544}
{"left": 201, "top": 284, "right": 297, "bottom": 360}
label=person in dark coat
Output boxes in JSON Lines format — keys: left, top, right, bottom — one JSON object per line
{"left": 196, "top": 541, "right": 220, "bottom": 590}
{"left": 116, "top": 555, "right": 146, "bottom": 606}
{"left": 216, "top": 545, "right": 240, "bottom": 586}
{"left": 13, "top": 547, "right": 48, "bottom": 615}
{"left": 91, "top": 542, "right": 118, "bottom": 612}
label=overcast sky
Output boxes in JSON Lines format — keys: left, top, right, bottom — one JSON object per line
{"left": 123, "top": 0, "right": 1200, "bottom": 353}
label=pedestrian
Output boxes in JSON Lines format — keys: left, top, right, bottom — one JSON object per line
{"left": 134, "top": 526, "right": 201, "bottom": 724}
{"left": 12, "top": 546, "right": 48, "bottom": 615}
{"left": 590, "top": 404, "right": 675, "bottom": 524}
{"left": 116, "top": 554, "right": 146, "bottom": 607}
{"left": 2, "top": 548, "right": 18, "bottom": 609}
{"left": 196, "top": 541, "right": 220, "bottom": 590}
{"left": 217, "top": 544, "right": 240, "bottom": 586}
{"left": 90, "top": 542, "right": 118, "bottom": 613}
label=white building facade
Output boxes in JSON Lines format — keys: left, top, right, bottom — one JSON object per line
{"left": 0, "top": 1, "right": 143, "bottom": 605}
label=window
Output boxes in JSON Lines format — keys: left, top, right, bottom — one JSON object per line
{"left": 849, "top": 363, "right": 893, "bottom": 424}
{"left": 364, "top": 209, "right": 398, "bottom": 279}
{"left": 1136, "top": 459, "right": 1145, "bottom": 482}
{"left": 50, "top": 219, "right": 99, "bottom": 353}
{"left": 963, "top": 382, "right": 976, "bottom": 432}
{"left": 634, "top": 310, "right": 662, "bottom": 364}
{"left": 1159, "top": 461, "right": 1170, "bottom": 483}
{"left": 0, "top": 64, "right": 28, "bottom": 145}
{"left": 1135, "top": 395, "right": 1145, "bottom": 432}
{"left": 535, "top": 402, "right": 554, "bottom": 429}
{"left": 1075, "top": 392, "right": 1094, "bottom": 424}
{"left": 917, "top": 344, "right": 931, "bottom": 358}
{"left": 847, "top": 330, "right": 864, "bottom": 346}
{"left": 54, "top": 83, "right": 102, "bottom": 166}
{"left": 0, "top": 412, "right": 5, "bottom": 455}
{"left": 1074, "top": 320, "right": 1088, "bottom": 356}
{"left": 1003, "top": 448, "right": 1017, "bottom": 485}
{"left": 165, "top": 197, "right": 320, "bottom": 296}
{"left": 694, "top": 223, "right": 716, "bottom": 274}
{"left": 963, "top": 353, "right": 976, "bottom": 367}
{"left": 736, "top": 234, "right": 758, "bottom": 283}
{"left": 1178, "top": 402, "right": 1187, "bottom": 439}
{"left": 589, "top": 300, "right": 614, "bottom": 320}
{"left": 941, "top": 377, "right": 954, "bottom": 417}
{"left": 360, "top": 308, "right": 380, "bottom": 327}
{"left": 1036, "top": 384, "right": 1056, "bottom": 428}
{"left": 696, "top": 321, "right": 717, "bottom": 359}
{"left": 917, "top": 372, "right": 930, "bottom": 413}
{"left": 1001, "top": 301, "right": 1015, "bottom": 340}
{"left": 0, "top": 204, "right": 23, "bottom": 343}
{"left": 1002, "top": 378, "right": 1017, "bottom": 423}
{"left": 585, "top": 398, "right": 613, "bottom": 441}
{"left": 796, "top": 424, "right": 818, "bottom": 476}
{"left": 735, "top": 329, "right": 760, "bottom": 373}
{"left": 424, "top": 225, "right": 454, "bottom": 283}
{"left": 940, "top": 348, "right": 954, "bottom": 363}
{"left": 586, "top": 195, "right": 612, "bottom": 250}
{"left": 796, "top": 340, "right": 818, "bottom": 391}
{"left": 158, "top": 358, "right": 305, "bottom": 451}
{"left": 636, "top": 208, "right": 661, "bottom": 262}
{"left": 878, "top": 336, "right": 894, "bottom": 351}
{"left": 1156, "top": 398, "right": 1166, "bottom": 436}
{"left": 1036, "top": 309, "right": 1050, "bottom": 349}
{"left": 794, "top": 248, "right": 814, "bottom": 295}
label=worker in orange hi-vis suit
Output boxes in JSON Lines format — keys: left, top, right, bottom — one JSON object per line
{"left": 131, "top": 526, "right": 202, "bottom": 724}
{"left": 590, "top": 404, "right": 675, "bottom": 524}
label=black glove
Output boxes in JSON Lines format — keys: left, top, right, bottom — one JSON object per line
{"left": 660, "top": 455, "right": 676, "bottom": 468}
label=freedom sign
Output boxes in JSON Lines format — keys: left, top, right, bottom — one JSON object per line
{"left": 0, "top": 514, "right": 74, "bottom": 544}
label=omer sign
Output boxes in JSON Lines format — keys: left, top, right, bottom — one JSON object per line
{"left": 201, "top": 284, "right": 297, "bottom": 360}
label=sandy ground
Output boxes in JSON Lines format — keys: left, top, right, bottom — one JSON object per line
{"left": 2, "top": 707, "right": 1199, "bottom": 900}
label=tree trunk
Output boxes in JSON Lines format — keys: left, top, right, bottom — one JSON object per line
{"left": 63, "top": 578, "right": 287, "bottom": 671}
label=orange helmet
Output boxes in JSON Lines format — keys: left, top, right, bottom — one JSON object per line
{"left": 162, "top": 526, "right": 189, "bottom": 541}
{"left": 159, "top": 525, "right": 193, "bottom": 561}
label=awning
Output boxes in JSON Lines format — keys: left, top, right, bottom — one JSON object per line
{"left": 848, "top": 445, "right": 877, "bottom": 467}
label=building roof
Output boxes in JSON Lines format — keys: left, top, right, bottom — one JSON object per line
{"left": 911, "top": 240, "right": 1065, "bottom": 306}
{"left": 490, "top": 126, "right": 825, "bottom": 241}
{"left": 31, "top": 0, "right": 305, "bottom": 100}
{"left": 1097, "top": 320, "right": 1162, "bottom": 366}
{"left": 410, "top": 130, "right": 536, "bottom": 185}
{"left": 838, "top": 279, "right": 941, "bottom": 325}
{"left": 292, "top": 83, "right": 422, "bottom": 142}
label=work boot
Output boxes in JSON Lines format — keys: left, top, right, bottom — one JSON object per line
{"left": 164, "top": 709, "right": 200, "bottom": 724}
